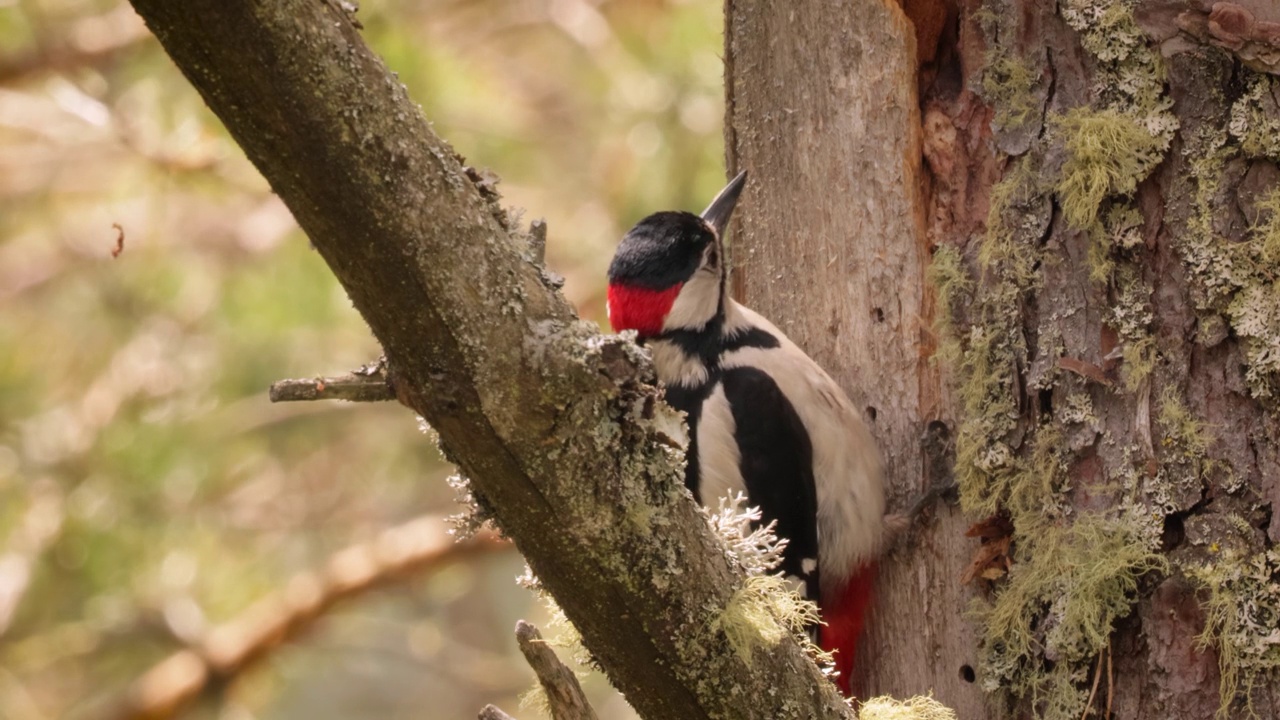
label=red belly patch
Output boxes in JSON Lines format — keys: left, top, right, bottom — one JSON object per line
{"left": 607, "top": 283, "right": 681, "bottom": 337}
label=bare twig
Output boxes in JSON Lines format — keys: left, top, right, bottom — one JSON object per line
{"left": 526, "top": 219, "right": 565, "bottom": 289}
{"left": 479, "top": 705, "right": 520, "bottom": 720}
{"left": 108, "top": 517, "right": 508, "bottom": 720}
{"left": 528, "top": 219, "right": 548, "bottom": 265}
{"left": 514, "top": 620, "right": 599, "bottom": 720}
{"left": 269, "top": 360, "right": 395, "bottom": 403}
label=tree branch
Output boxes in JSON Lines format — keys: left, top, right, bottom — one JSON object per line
{"left": 479, "top": 705, "right": 520, "bottom": 720}
{"left": 107, "top": 517, "right": 507, "bottom": 720}
{"left": 268, "top": 373, "right": 395, "bottom": 402}
{"left": 269, "top": 358, "right": 396, "bottom": 403}
{"left": 514, "top": 620, "right": 598, "bottom": 720}
{"left": 124, "top": 1, "right": 852, "bottom": 718}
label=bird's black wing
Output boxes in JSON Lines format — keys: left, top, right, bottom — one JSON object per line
{"left": 720, "top": 366, "right": 821, "bottom": 601}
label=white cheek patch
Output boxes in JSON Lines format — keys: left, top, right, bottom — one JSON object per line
{"left": 801, "top": 558, "right": 817, "bottom": 575}
{"left": 663, "top": 271, "right": 721, "bottom": 331}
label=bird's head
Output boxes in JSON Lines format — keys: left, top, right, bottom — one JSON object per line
{"left": 606, "top": 171, "right": 746, "bottom": 338}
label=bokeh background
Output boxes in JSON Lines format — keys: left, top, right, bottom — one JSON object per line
{"left": 0, "top": 0, "right": 725, "bottom": 717}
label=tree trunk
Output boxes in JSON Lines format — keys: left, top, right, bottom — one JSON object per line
{"left": 726, "top": 0, "right": 1280, "bottom": 718}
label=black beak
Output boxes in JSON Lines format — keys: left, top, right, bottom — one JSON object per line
{"left": 700, "top": 170, "right": 747, "bottom": 237}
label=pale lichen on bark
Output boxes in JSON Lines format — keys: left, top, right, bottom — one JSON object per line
{"left": 942, "top": 0, "right": 1280, "bottom": 714}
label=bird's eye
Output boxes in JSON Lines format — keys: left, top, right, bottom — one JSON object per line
{"left": 703, "top": 245, "right": 718, "bottom": 270}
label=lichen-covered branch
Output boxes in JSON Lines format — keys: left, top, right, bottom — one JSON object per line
{"left": 122, "top": 2, "right": 855, "bottom": 718}
{"left": 107, "top": 518, "right": 507, "bottom": 720}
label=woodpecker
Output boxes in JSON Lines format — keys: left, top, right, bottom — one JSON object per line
{"left": 606, "top": 171, "right": 886, "bottom": 695}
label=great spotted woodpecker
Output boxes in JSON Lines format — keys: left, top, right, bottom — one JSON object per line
{"left": 606, "top": 171, "right": 886, "bottom": 695}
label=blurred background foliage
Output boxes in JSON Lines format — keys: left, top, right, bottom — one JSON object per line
{"left": 0, "top": 0, "right": 724, "bottom": 717}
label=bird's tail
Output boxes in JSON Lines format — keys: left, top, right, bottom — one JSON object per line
{"left": 820, "top": 562, "right": 877, "bottom": 697}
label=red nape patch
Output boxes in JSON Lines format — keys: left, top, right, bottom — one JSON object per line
{"left": 607, "top": 283, "right": 682, "bottom": 337}
{"left": 820, "top": 562, "right": 878, "bottom": 698}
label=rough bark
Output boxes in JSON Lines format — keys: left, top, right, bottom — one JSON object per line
{"left": 123, "top": 2, "right": 853, "bottom": 719}
{"left": 729, "top": 0, "right": 1280, "bottom": 718}
{"left": 725, "top": 1, "right": 986, "bottom": 717}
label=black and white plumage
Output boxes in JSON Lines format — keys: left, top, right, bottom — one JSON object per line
{"left": 605, "top": 171, "right": 885, "bottom": 694}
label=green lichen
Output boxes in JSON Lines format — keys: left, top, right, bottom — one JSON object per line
{"left": 953, "top": 323, "right": 1019, "bottom": 514}
{"left": 1228, "top": 75, "right": 1280, "bottom": 162}
{"left": 1107, "top": 265, "right": 1153, "bottom": 340}
{"left": 928, "top": 244, "right": 973, "bottom": 376}
{"left": 983, "top": 53, "right": 1040, "bottom": 130}
{"left": 978, "top": 161, "right": 1041, "bottom": 285}
{"left": 966, "top": 425, "right": 1069, "bottom": 539}
{"left": 973, "top": 513, "right": 1167, "bottom": 718}
{"left": 952, "top": 162, "right": 1045, "bottom": 522}
{"left": 1152, "top": 386, "right": 1216, "bottom": 514}
{"left": 1052, "top": 108, "right": 1167, "bottom": 229}
{"left": 1058, "top": 391, "right": 1096, "bottom": 426}
{"left": 1086, "top": 223, "right": 1116, "bottom": 285}
{"left": 1187, "top": 548, "right": 1280, "bottom": 718}
{"left": 1059, "top": 0, "right": 1177, "bottom": 132}
{"left": 1119, "top": 335, "right": 1155, "bottom": 391}
{"left": 712, "top": 574, "right": 822, "bottom": 666}
{"left": 1178, "top": 115, "right": 1280, "bottom": 401}
{"left": 929, "top": 244, "right": 973, "bottom": 333}
{"left": 1157, "top": 386, "right": 1213, "bottom": 460}
{"left": 933, "top": 2, "right": 1186, "bottom": 716}
{"left": 1049, "top": 0, "right": 1171, "bottom": 410}
{"left": 704, "top": 497, "right": 830, "bottom": 669}
{"left": 1224, "top": 188, "right": 1280, "bottom": 398}
{"left": 1228, "top": 284, "right": 1280, "bottom": 399}
{"left": 519, "top": 685, "right": 553, "bottom": 718}
{"left": 1087, "top": 206, "right": 1146, "bottom": 286}
{"left": 860, "top": 694, "right": 958, "bottom": 720}
{"left": 1179, "top": 130, "right": 1244, "bottom": 309}
{"left": 1251, "top": 188, "right": 1280, "bottom": 267}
